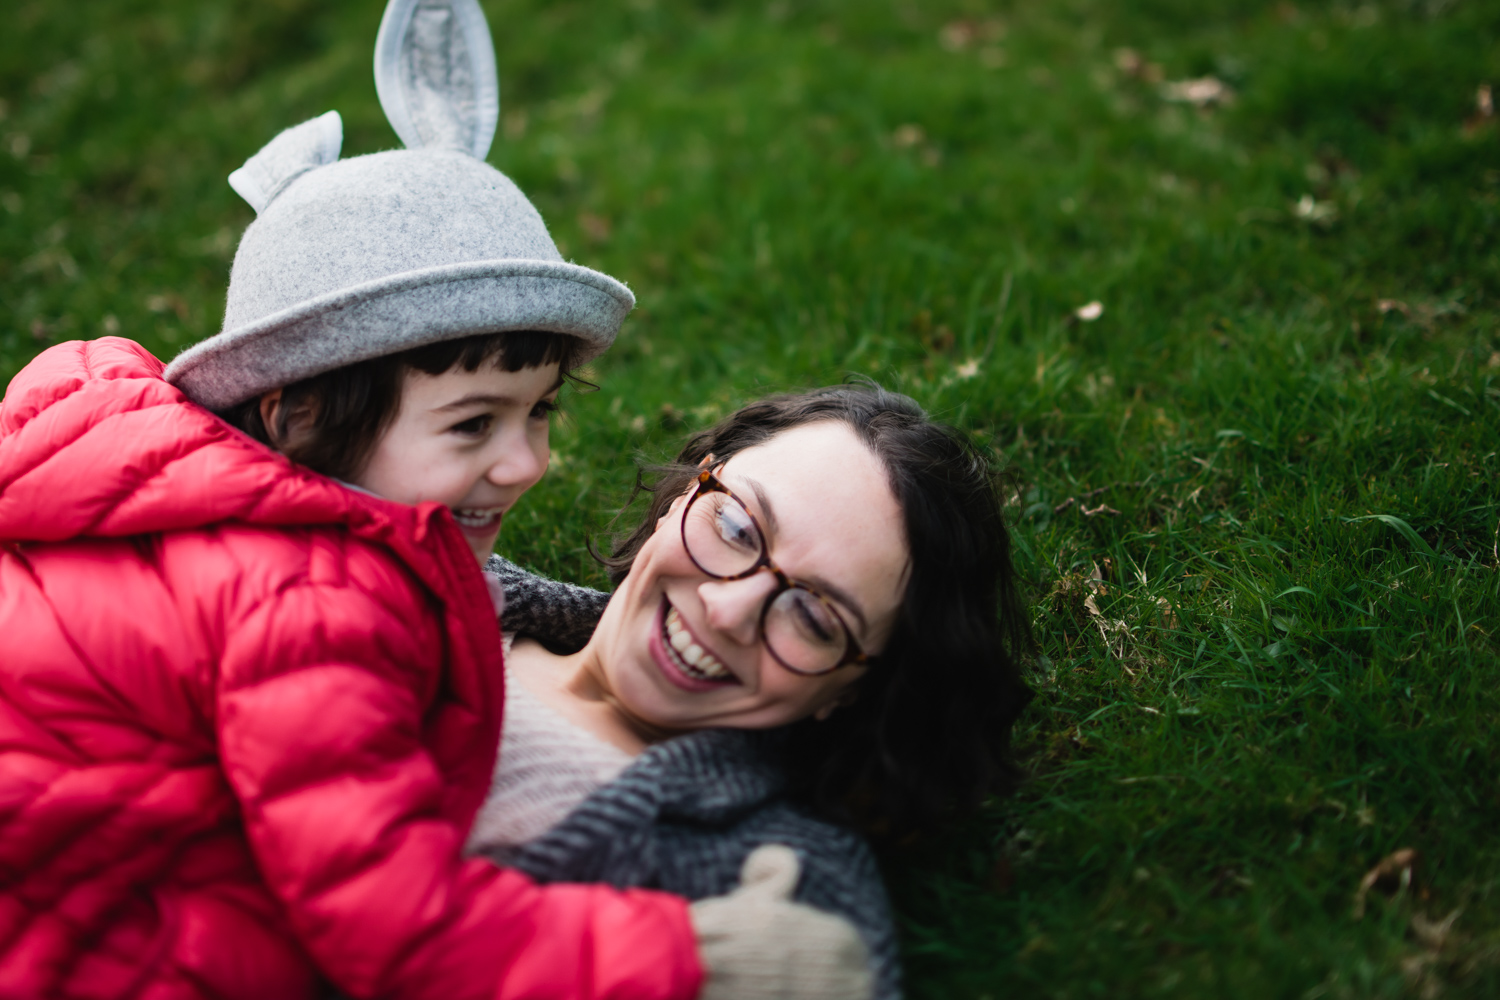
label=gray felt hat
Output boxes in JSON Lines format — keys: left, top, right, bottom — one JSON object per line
{"left": 164, "top": 0, "right": 634, "bottom": 411}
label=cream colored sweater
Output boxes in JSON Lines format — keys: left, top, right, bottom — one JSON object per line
{"left": 466, "top": 636, "right": 632, "bottom": 853}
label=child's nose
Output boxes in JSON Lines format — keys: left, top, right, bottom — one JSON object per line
{"left": 698, "top": 572, "right": 777, "bottom": 647}
{"left": 485, "top": 433, "right": 546, "bottom": 489}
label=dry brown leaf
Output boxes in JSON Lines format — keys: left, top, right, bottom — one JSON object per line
{"left": 939, "top": 20, "right": 976, "bottom": 51}
{"left": 1161, "top": 76, "right": 1234, "bottom": 108}
{"left": 1410, "top": 909, "right": 1461, "bottom": 952}
{"left": 1209, "top": 866, "right": 1253, "bottom": 898}
{"left": 1353, "top": 847, "right": 1418, "bottom": 918}
{"left": 940, "top": 19, "right": 1004, "bottom": 52}
{"left": 146, "top": 293, "right": 189, "bottom": 320}
{"left": 577, "top": 212, "right": 612, "bottom": 243}
{"left": 1113, "top": 48, "right": 1163, "bottom": 83}
{"left": 1293, "top": 194, "right": 1337, "bottom": 224}
{"left": 891, "top": 123, "right": 925, "bottom": 149}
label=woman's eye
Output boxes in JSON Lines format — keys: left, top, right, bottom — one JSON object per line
{"left": 449, "top": 414, "right": 492, "bottom": 436}
{"left": 789, "top": 591, "right": 839, "bottom": 645}
{"left": 715, "top": 504, "right": 760, "bottom": 551}
{"left": 530, "top": 398, "right": 559, "bottom": 419}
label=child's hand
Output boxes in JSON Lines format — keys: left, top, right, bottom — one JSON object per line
{"left": 689, "top": 845, "right": 874, "bottom": 1000}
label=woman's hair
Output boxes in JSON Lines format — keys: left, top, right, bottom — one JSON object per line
{"left": 216, "top": 330, "right": 579, "bottom": 481}
{"left": 603, "top": 381, "right": 1034, "bottom": 837}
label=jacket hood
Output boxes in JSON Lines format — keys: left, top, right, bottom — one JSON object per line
{"left": 3, "top": 338, "right": 330, "bottom": 542}
{"left": 0, "top": 337, "right": 475, "bottom": 590}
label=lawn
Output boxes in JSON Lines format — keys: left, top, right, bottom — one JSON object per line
{"left": 3, "top": 0, "right": 1499, "bottom": 995}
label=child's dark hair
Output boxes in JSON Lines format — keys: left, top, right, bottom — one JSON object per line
{"left": 603, "top": 381, "right": 1034, "bottom": 837}
{"left": 216, "top": 330, "right": 579, "bottom": 481}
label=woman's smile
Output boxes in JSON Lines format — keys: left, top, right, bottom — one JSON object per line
{"left": 650, "top": 597, "right": 743, "bottom": 691}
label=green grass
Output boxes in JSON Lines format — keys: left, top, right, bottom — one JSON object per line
{"left": 4, "top": 0, "right": 1499, "bottom": 995}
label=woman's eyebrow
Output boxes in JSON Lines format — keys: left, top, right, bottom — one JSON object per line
{"left": 741, "top": 475, "right": 869, "bottom": 633}
{"left": 742, "top": 476, "right": 781, "bottom": 537}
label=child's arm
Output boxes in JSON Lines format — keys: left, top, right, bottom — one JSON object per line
{"left": 485, "top": 554, "right": 609, "bottom": 653}
{"left": 216, "top": 570, "right": 700, "bottom": 1000}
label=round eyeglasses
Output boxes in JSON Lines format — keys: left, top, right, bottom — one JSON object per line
{"left": 679, "top": 467, "right": 871, "bottom": 677}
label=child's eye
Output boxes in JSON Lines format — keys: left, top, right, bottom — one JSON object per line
{"left": 449, "top": 414, "right": 493, "bottom": 436}
{"left": 530, "top": 398, "right": 560, "bottom": 419}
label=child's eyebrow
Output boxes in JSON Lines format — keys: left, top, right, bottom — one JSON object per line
{"left": 433, "top": 393, "right": 518, "bottom": 411}
{"left": 432, "top": 379, "right": 563, "bottom": 413}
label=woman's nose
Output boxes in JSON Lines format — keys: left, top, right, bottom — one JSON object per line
{"left": 698, "top": 572, "right": 777, "bottom": 647}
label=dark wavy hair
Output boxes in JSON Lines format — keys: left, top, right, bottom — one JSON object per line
{"left": 602, "top": 382, "right": 1034, "bottom": 837}
{"left": 215, "top": 330, "right": 580, "bottom": 481}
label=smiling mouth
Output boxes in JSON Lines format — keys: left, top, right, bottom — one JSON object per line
{"left": 663, "top": 601, "right": 739, "bottom": 684}
{"left": 451, "top": 507, "right": 504, "bottom": 530}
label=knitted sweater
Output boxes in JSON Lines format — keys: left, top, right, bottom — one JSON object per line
{"left": 486, "top": 556, "right": 903, "bottom": 1000}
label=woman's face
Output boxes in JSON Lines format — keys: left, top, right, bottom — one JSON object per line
{"left": 588, "top": 420, "right": 909, "bottom": 732}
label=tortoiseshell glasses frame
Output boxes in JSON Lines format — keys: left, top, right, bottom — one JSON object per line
{"left": 679, "top": 466, "right": 871, "bottom": 676}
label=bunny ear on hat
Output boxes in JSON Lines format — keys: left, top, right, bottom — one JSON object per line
{"left": 227, "top": 111, "right": 343, "bottom": 214}
{"left": 374, "top": 0, "right": 499, "bottom": 160}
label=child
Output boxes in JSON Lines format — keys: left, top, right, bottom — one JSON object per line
{"left": 0, "top": 0, "right": 871, "bottom": 997}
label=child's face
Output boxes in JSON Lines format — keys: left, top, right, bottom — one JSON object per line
{"left": 354, "top": 361, "right": 562, "bottom": 561}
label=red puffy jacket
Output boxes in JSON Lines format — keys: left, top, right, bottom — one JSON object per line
{"left": 0, "top": 339, "right": 703, "bottom": 1000}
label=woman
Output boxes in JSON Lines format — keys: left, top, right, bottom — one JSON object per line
{"left": 478, "top": 383, "right": 1036, "bottom": 1000}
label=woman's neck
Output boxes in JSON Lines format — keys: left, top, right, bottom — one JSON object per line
{"left": 506, "top": 638, "right": 677, "bottom": 755}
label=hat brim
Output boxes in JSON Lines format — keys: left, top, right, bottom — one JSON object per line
{"left": 164, "top": 258, "right": 634, "bottom": 410}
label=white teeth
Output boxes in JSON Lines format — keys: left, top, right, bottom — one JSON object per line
{"left": 452, "top": 507, "right": 503, "bottom": 528}
{"left": 663, "top": 604, "right": 732, "bottom": 681}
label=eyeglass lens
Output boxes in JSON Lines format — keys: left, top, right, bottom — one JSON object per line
{"left": 682, "top": 489, "right": 850, "bottom": 674}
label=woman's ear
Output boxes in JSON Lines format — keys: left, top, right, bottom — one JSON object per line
{"left": 813, "top": 684, "right": 860, "bottom": 722}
